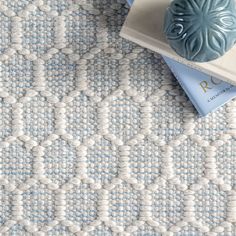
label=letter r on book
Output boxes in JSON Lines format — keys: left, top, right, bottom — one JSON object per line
{"left": 200, "top": 81, "right": 212, "bottom": 93}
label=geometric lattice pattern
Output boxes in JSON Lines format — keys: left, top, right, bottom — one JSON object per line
{"left": 0, "top": 0, "right": 236, "bottom": 235}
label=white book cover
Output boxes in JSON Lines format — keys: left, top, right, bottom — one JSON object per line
{"left": 120, "top": 0, "right": 236, "bottom": 86}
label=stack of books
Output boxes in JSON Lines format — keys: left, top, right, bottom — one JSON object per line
{"left": 122, "top": 0, "right": 236, "bottom": 116}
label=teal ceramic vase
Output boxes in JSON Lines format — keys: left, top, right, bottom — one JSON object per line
{"left": 164, "top": 0, "right": 236, "bottom": 62}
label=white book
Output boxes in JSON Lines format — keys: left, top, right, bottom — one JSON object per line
{"left": 120, "top": 0, "right": 236, "bottom": 86}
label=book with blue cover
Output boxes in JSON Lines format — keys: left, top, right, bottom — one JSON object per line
{"left": 163, "top": 57, "right": 236, "bottom": 116}
{"left": 125, "top": 0, "right": 236, "bottom": 116}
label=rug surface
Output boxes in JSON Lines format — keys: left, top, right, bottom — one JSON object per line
{"left": 0, "top": 0, "right": 236, "bottom": 235}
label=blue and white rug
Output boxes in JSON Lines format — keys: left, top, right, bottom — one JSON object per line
{"left": 0, "top": 0, "right": 235, "bottom": 235}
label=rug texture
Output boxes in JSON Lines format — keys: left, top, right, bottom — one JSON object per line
{"left": 0, "top": 0, "right": 236, "bottom": 235}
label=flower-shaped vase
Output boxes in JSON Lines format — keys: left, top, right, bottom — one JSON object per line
{"left": 164, "top": 0, "right": 236, "bottom": 62}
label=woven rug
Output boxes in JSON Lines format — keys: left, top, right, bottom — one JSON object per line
{"left": 0, "top": 0, "right": 236, "bottom": 235}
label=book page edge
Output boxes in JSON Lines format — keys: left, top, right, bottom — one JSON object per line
{"left": 120, "top": 26, "right": 236, "bottom": 86}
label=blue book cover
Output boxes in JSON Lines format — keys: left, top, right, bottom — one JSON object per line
{"left": 163, "top": 57, "right": 236, "bottom": 116}
{"left": 126, "top": 0, "right": 236, "bottom": 116}
{"left": 126, "top": 0, "right": 134, "bottom": 5}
